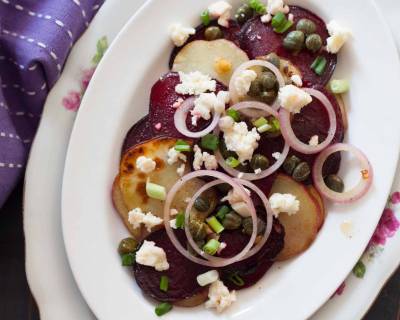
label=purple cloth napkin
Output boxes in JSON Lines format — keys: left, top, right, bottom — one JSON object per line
{"left": 0, "top": 0, "right": 104, "bottom": 208}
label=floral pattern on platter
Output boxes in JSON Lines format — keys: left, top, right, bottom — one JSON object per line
{"left": 62, "top": 37, "right": 108, "bottom": 111}
{"left": 333, "top": 192, "right": 400, "bottom": 296}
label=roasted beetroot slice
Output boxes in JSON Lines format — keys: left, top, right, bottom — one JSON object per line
{"left": 149, "top": 72, "right": 226, "bottom": 138}
{"left": 219, "top": 220, "right": 284, "bottom": 290}
{"left": 133, "top": 229, "right": 210, "bottom": 302}
{"left": 240, "top": 6, "right": 337, "bottom": 86}
{"left": 289, "top": 86, "right": 344, "bottom": 181}
{"left": 169, "top": 20, "right": 242, "bottom": 69}
{"left": 121, "top": 115, "right": 154, "bottom": 157}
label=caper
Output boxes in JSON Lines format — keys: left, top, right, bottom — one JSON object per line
{"left": 259, "top": 90, "right": 277, "bottom": 104}
{"left": 259, "top": 71, "right": 277, "bottom": 91}
{"left": 283, "top": 30, "right": 305, "bottom": 52}
{"left": 292, "top": 161, "right": 311, "bottom": 182}
{"left": 194, "top": 197, "right": 210, "bottom": 212}
{"left": 250, "top": 154, "right": 270, "bottom": 171}
{"left": 235, "top": 4, "right": 253, "bottom": 24}
{"left": 189, "top": 219, "right": 208, "bottom": 241}
{"left": 222, "top": 212, "right": 242, "bottom": 230}
{"left": 242, "top": 217, "right": 266, "bottom": 236}
{"left": 282, "top": 155, "right": 301, "bottom": 175}
{"left": 305, "top": 33, "right": 322, "bottom": 53}
{"left": 296, "top": 18, "right": 316, "bottom": 35}
{"left": 265, "top": 52, "right": 281, "bottom": 69}
{"left": 204, "top": 26, "right": 223, "bottom": 41}
{"left": 325, "top": 174, "right": 345, "bottom": 193}
{"left": 248, "top": 79, "right": 263, "bottom": 97}
{"left": 118, "top": 237, "right": 138, "bottom": 255}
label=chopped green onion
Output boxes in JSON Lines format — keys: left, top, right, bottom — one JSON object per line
{"left": 225, "top": 156, "right": 240, "bottom": 168}
{"left": 175, "top": 139, "right": 191, "bottom": 152}
{"left": 121, "top": 253, "right": 135, "bottom": 266}
{"left": 329, "top": 79, "right": 350, "bottom": 94}
{"left": 269, "top": 116, "right": 280, "bottom": 132}
{"left": 203, "top": 239, "right": 220, "bottom": 255}
{"left": 175, "top": 212, "right": 185, "bottom": 229}
{"left": 226, "top": 108, "right": 240, "bottom": 122}
{"left": 159, "top": 276, "right": 169, "bottom": 292}
{"left": 228, "top": 272, "right": 245, "bottom": 286}
{"left": 206, "top": 216, "right": 225, "bottom": 234}
{"left": 155, "top": 302, "right": 173, "bottom": 316}
{"left": 201, "top": 134, "right": 219, "bottom": 151}
{"left": 271, "top": 12, "right": 293, "bottom": 34}
{"left": 311, "top": 56, "right": 327, "bottom": 76}
{"left": 146, "top": 180, "right": 167, "bottom": 200}
{"left": 257, "top": 124, "right": 272, "bottom": 133}
{"left": 201, "top": 10, "right": 211, "bottom": 26}
{"left": 271, "top": 12, "right": 285, "bottom": 28}
{"left": 253, "top": 117, "right": 268, "bottom": 128}
{"left": 216, "top": 205, "right": 231, "bottom": 221}
{"left": 248, "top": 0, "right": 266, "bottom": 14}
{"left": 274, "top": 20, "right": 293, "bottom": 33}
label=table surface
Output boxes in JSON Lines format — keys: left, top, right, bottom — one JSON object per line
{"left": 1, "top": 179, "right": 399, "bottom": 320}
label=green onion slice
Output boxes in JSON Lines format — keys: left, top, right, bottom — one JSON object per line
{"left": 253, "top": 117, "right": 268, "bottom": 128}
{"left": 159, "top": 276, "right": 169, "bottom": 292}
{"left": 226, "top": 108, "right": 240, "bottom": 122}
{"left": 201, "top": 10, "right": 211, "bottom": 26}
{"left": 216, "top": 205, "right": 231, "bottom": 221}
{"left": 121, "top": 253, "right": 135, "bottom": 266}
{"left": 206, "top": 216, "right": 225, "bottom": 234}
{"left": 311, "top": 56, "right": 327, "bottom": 76}
{"left": 175, "top": 212, "right": 185, "bottom": 229}
{"left": 228, "top": 272, "right": 245, "bottom": 286}
{"left": 329, "top": 79, "right": 350, "bottom": 94}
{"left": 203, "top": 239, "right": 221, "bottom": 255}
{"left": 155, "top": 302, "right": 173, "bottom": 316}
{"left": 201, "top": 134, "right": 219, "bottom": 151}
{"left": 175, "top": 139, "right": 191, "bottom": 152}
{"left": 146, "top": 180, "right": 167, "bottom": 200}
{"left": 225, "top": 156, "right": 240, "bottom": 168}
{"left": 248, "top": 0, "right": 266, "bottom": 14}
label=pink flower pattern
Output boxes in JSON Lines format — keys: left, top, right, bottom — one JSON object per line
{"left": 62, "top": 91, "right": 81, "bottom": 111}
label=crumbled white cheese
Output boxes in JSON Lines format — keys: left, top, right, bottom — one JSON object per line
{"left": 169, "top": 219, "right": 178, "bottom": 229}
{"left": 169, "top": 23, "right": 195, "bottom": 47}
{"left": 205, "top": 280, "right": 236, "bottom": 312}
{"left": 135, "top": 156, "right": 156, "bottom": 174}
{"left": 192, "top": 145, "right": 218, "bottom": 170}
{"left": 291, "top": 74, "right": 303, "bottom": 87}
{"left": 208, "top": 1, "right": 232, "bottom": 27}
{"left": 288, "top": 13, "right": 294, "bottom": 22}
{"left": 203, "top": 152, "right": 218, "bottom": 170}
{"left": 218, "top": 116, "right": 235, "bottom": 131}
{"left": 197, "top": 270, "right": 219, "bottom": 287}
{"left": 233, "top": 69, "right": 257, "bottom": 97}
{"left": 260, "top": 13, "right": 272, "bottom": 24}
{"left": 177, "top": 163, "right": 186, "bottom": 176}
{"left": 167, "top": 147, "right": 187, "bottom": 165}
{"left": 193, "top": 145, "right": 204, "bottom": 171}
{"left": 326, "top": 20, "right": 351, "bottom": 54}
{"left": 170, "top": 208, "right": 179, "bottom": 216}
{"left": 135, "top": 240, "right": 169, "bottom": 271}
{"left": 269, "top": 193, "right": 300, "bottom": 217}
{"left": 231, "top": 202, "right": 251, "bottom": 217}
{"left": 175, "top": 71, "right": 216, "bottom": 95}
{"left": 128, "top": 208, "right": 163, "bottom": 232}
{"left": 267, "top": 0, "right": 288, "bottom": 15}
{"left": 278, "top": 84, "right": 312, "bottom": 114}
{"left": 309, "top": 135, "right": 319, "bottom": 146}
{"left": 272, "top": 152, "right": 281, "bottom": 160}
{"left": 254, "top": 168, "right": 262, "bottom": 175}
{"left": 237, "top": 172, "right": 244, "bottom": 179}
{"left": 191, "top": 91, "right": 230, "bottom": 125}
{"left": 220, "top": 120, "right": 260, "bottom": 163}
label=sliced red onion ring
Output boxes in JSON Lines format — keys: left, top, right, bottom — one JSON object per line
{"left": 184, "top": 179, "right": 257, "bottom": 264}
{"left": 313, "top": 143, "right": 373, "bottom": 203}
{"left": 279, "top": 88, "right": 337, "bottom": 154}
{"left": 229, "top": 60, "right": 285, "bottom": 110}
{"left": 214, "top": 101, "right": 289, "bottom": 181}
{"left": 173, "top": 97, "right": 221, "bottom": 138}
{"left": 163, "top": 170, "right": 257, "bottom": 267}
